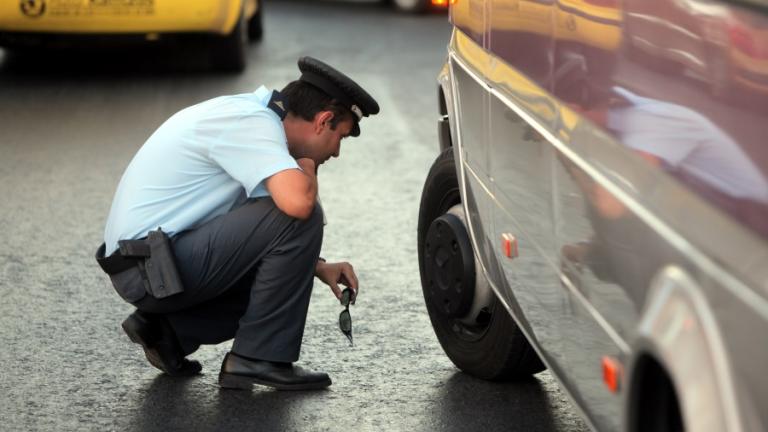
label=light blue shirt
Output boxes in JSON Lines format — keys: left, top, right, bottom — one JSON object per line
{"left": 104, "top": 86, "right": 298, "bottom": 255}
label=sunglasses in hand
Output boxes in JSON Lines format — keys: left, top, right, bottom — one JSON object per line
{"left": 339, "top": 287, "right": 355, "bottom": 347}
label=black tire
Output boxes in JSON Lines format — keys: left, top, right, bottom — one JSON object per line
{"left": 418, "top": 147, "right": 546, "bottom": 381}
{"left": 247, "top": 3, "right": 263, "bottom": 41}
{"left": 210, "top": 12, "right": 247, "bottom": 73}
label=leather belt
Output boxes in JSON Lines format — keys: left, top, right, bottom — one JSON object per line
{"left": 95, "top": 240, "right": 149, "bottom": 275}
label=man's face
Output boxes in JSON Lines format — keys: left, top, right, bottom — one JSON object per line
{"left": 309, "top": 114, "right": 354, "bottom": 166}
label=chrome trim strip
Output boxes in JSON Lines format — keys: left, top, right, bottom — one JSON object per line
{"left": 560, "top": 270, "right": 632, "bottom": 353}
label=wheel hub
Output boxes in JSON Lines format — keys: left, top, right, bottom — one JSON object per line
{"left": 424, "top": 213, "right": 476, "bottom": 318}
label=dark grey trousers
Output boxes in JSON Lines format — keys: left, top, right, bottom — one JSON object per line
{"left": 131, "top": 197, "right": 324, "bottom": 363}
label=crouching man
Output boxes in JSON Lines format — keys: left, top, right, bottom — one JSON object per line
{"left": 95, "top": 57, "right": 378, "bottom": 390}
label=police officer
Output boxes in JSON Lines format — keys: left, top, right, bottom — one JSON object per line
{"left": 96, "top": 57, "right": 379, "bottom": 390}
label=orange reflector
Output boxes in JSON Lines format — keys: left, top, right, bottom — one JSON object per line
{"left": 602, "top": 356, "right": 623, "bottom": 393}
{"left": 501, "top": 233, "right": 518, "bottom": 259}
{"left": 431, "top": 0, "right": 453, "bottom": 6}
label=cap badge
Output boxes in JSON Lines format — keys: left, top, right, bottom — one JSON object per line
{"left": 350, "top": 104, "right": 363, "bottom": 120}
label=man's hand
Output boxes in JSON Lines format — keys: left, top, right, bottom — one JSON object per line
{"left": 296, "top": 157, "right": 317, "bottom": 176}
{"left": 315, "top": 260, "right": 358, "bottom": 303}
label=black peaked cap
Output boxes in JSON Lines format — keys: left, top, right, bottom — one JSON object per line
{"left": 298, "top": 56, "right": 379, "bottom": 137}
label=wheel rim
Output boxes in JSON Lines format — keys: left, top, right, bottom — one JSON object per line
{"left": 449, "top": 305, "right": 494, "bottom": 342}
{"left": 424, "top": 213, "right": 475, "bottom": 318}
{"left": 423, "top": 203, "right": 493, "bottom": 343}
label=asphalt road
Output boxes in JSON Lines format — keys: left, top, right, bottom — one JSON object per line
{"left": 0, "top": 1, "right": 589, "bottom": 431}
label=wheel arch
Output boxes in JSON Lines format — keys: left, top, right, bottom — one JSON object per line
{"left": 625, "top": 265, "right": 741, "bottom": 432}
{"left": 437, "top": 62, "right": 455, "bottom": 153}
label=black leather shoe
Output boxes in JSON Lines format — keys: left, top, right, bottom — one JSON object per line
{"left": 218, "top": 352, "right": 331, "bottom": 391}
{"left": 121, "top": 310, "right": 202, "bottom": 377}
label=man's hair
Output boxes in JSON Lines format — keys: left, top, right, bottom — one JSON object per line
{"left": 281, "top": 80, "right": 355, "bottom": 130}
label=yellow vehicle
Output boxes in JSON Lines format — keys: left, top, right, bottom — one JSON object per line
{"left": 0, "top": 0, "right": 262, "bottom": 71}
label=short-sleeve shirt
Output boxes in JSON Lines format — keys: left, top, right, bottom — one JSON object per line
{"left": 103, "top": 86, "right": 298, "bottom": 255}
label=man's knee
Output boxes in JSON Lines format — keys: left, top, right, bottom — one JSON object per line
{"left": 292, "top": 202, "right": 324, "bottom": 250}
{"left": 255, "top": 197, "right": 322, "bottom": 225}
{"left": 240, "top": 197, "right": 323, "bottom": 243}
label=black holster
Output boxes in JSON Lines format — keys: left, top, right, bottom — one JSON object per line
{"left": 96, "top": 228, "right": 185, "bottom": 300}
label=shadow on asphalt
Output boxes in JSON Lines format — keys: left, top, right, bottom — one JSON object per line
{"left": 123, "top": 371, "right": 560, "bottom": 431}
{"left": 127, "top": 374, "right": 323, "bottom": 431}
{"left": 434, "top": 372, "right": 559, "bottom": 432}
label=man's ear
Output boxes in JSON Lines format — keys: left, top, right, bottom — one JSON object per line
{"left": 313, "top": 111, "right": 335, "bottom": 134}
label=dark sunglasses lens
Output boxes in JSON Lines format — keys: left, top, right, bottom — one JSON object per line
{"left": 339, "top": 309, "right": 352, "bottom": 332}
{"left": 341, "top": 289, "right": 352, "bottom": 307}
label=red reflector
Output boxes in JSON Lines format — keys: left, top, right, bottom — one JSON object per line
{"left": 602, "top": 356, "right": 623, "bottom": 393}
{"left": 501, "top": 233, "right": 518, "bottom": 258}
